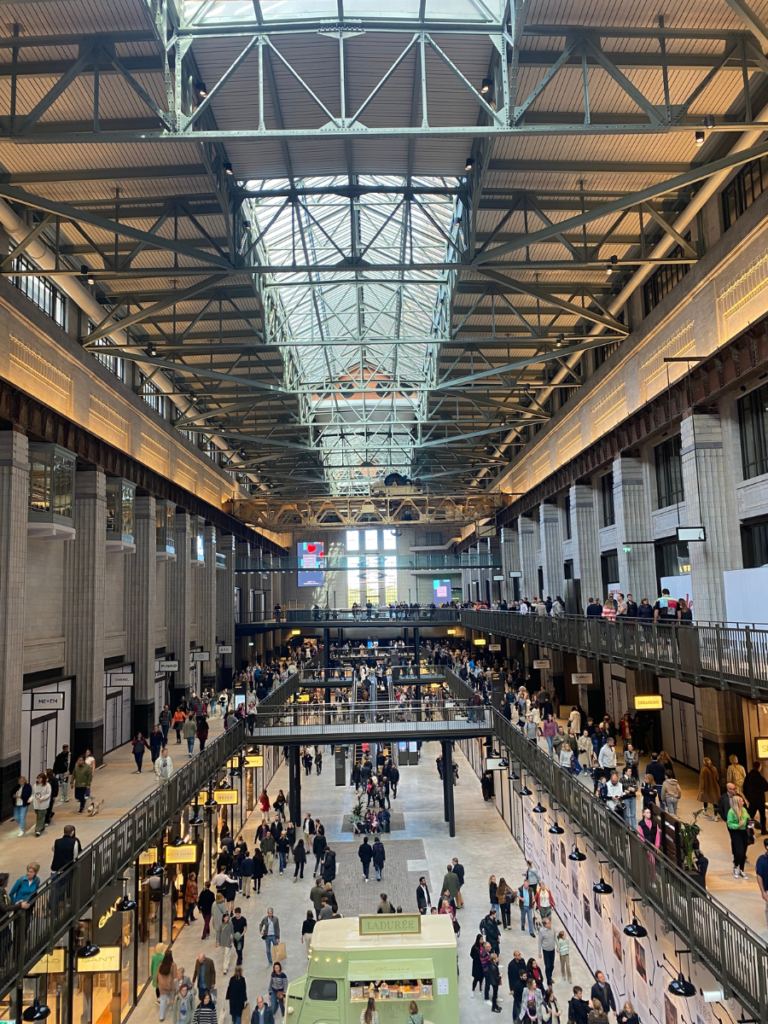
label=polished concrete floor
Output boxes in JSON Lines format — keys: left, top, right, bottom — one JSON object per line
{"left": 128, "top": 741, "right": 595, "bottom": 1024}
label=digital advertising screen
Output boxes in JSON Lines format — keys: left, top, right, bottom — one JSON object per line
{"left": 432, "top": 578, "right": 451, "bottom": 603}
{"left": 297, "top": 541, "right": 324, "bottom": 588}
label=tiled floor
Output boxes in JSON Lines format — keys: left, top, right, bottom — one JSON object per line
{"left": 0, "top": 714, "right": 225, "bottom": 887}
{"left": 128, "top": 740, "right": 595, "bottom": 1024}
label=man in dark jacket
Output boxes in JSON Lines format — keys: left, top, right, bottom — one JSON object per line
{"left": 591, "top": 972, "right": 616, "bottom": 1012}
{"left": 646, "top": 753, "right": 666, "bottom": 797}
{"left": 52, "top": 745, "right": 74, "bottom": 803}
{"left": 482, "top": 909, "right": 501, "bottom": 954}
{"left": 372, "top": 839, "right": 386, "bottom": 880}
{"left": 507, "top": 950, "right": 527, "bottom": 1018}
{"left": 487, "top": 953, "right": 502, "bottom": 1012}
{"left": 312, "top": 832, "right": 327, "bottom": 875}
{"left": 586, "top": 599, "right": 602, "bottom": 617}
{"left": 451, "top": 857, "right": 465, "bottom": 888}
{"left": 321, "top": 848, "right": 336, "bottom": 883}
{"left": 416, "top": 877, "right": 431, "bottom": 914}
{"left": 744, "top": 762, "right": 768, "bottom": 833}
{"left": 358, "top": 837, "right": 374, "bottom": 880}
{"left": 51, "top": 825, "right": 81, "bottom": 873}
{"left": 568, "top": 987, "right": 591, "bottom": 1024}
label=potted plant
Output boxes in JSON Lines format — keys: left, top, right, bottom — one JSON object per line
{"left": 679, "top": 809, "right": 705, "bottom": 870}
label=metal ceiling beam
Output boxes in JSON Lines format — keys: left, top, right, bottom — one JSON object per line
{"left": 719, "top": 1, "right": 768, "bottom": 50}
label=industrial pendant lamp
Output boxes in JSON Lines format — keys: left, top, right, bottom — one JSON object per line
{"left": 668, "top": 974, "right": 696, "bottom": 998}
{"left": 77, "top": 942, "right": 101, "bottom": 959}
{"left": 519, "top": 774, "right": 532, "bottom": 796}
{"left": 623, "top": 918, "right": 647, "bottom": 938}
{"left": 593, "top": 877, "right": 613, "bottom": 895}
{"left": 117, "top": 894, "right": 137, "bottom": 913}
{"left": 568, "top": 845, "right": 586, "bottom": 862}
{"left": 548, "top": 819, "right": 565, "bottom": 835}
{"left": 532, "top": 799, "right": 547, "bottom": 813}
{"left": 23, "top": 1001, "right": 51, "bottom": 1021}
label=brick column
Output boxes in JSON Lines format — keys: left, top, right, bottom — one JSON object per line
{"left": 539, "top": 503, "right": 563, "bottom": 599}
{"left": 0, "top": 430, "right": 28, "bottom": 815}
{"left": 125, "top": 494, "right": 156, "bottom": 736}
{"left": 217, "top": 533, "right": 235, "bottom": 683}
{"left": 66, "top": 469, "right": 106, "bottom": 762}
{"left": 680, "top": 412, "right": 739, "bottom": 622}
{"left": 613, "top": 456, "right": 656, "bottom": 601}
{"left": 570, "top": 483, "right": 602, "bottom": 607}
{"left": 518, "top": 515, "right": 538, "bottom": 600}
{"left": 168, "top": 508, "right": 191, "bottom": 695}
{"left": 199, "top": 523, "right": 217, "bottom": 689}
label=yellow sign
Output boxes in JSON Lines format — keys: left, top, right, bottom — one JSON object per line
{"left": 359, "top": 914, "right": 422, "bottom": 936}
{"left": 29, "top": 949, "right": 66, "bottom": 975}
{"left": 214, "top": 789, "right": 239, "bottom": 805}
{"left": 297, "top": 693, "right": 310, "bottom": 702}
{"left": 165, "top": 845, "right": 198, "bottom": 864}
{"left": 447, "top": 629, "right": 457, "bottom": 635}
{"left": 473, "top": 638, "right": 486, "bottom": 645}
{"left": 77, "top": 947, "right": 121, "bottom": 973}
{"left": 138, "top": 847, "right": 158, "bottom": 865}
{"left": 291, "top": 629, "right": 301, "bottom": 636}
{"left": 98, "top": 898, "right": 123, "bottom": 931}
{"left": 634, "top": 694, "right": 663, "bottom": 710}
{"left": 244, "top": 755, "right": 264, "bottom": 768}
{"left": 755, "top": 737, "right": 768, "bottom": 759}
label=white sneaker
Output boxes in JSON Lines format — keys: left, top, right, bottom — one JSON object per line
{"left": 734, "top": 868, "right": 740, "bottom": 879}
{"left": 470, "top": 993, "right": 475, "bottom": 999}
{"left": 740, "top": 869, "right": 749, "bottom": 878}
{"left": 485, "top": 1000, "right": 491, "bottom": 1005}
{"left": 17, "top": 830, "right": 24, "bottom": 837}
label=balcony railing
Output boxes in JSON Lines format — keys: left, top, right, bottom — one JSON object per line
{"left": 443, "top": 669, "right": 768, "bottom": 1021}
{"left": 461, "top": 610, "right": 768, "bottom": 698}
{"left": 237, "top": 607, "right": 460, "bottom": 625}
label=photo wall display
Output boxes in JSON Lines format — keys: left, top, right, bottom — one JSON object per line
{"left": 455, "top": 740, "right": 749, "bottom": 1024}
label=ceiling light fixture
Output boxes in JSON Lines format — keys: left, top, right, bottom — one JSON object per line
{"left": 593, "top": 877, "right": 613, "bottom": 895}
{"left": 623, "top": 918, "right": 648, "bottom": 938}
{"left": 556, "top": 333, "right": 564, "bottom": 348}
{"left": 223, "top": 162, "right": 234, "bottom": 176}
{"left": 23, "top": 1002, "right": 51, "bottom": 1022}
{"left": 704, "top": 114, "right": 715, "bottom": 129}
{"left": 77, "top": 942, "right": 101, "bottom": 959}
{"left": 481, "top": 78, "right": 493, "bottom": 95}
{"left": 548, "top": 820, "right": 565, "bottom": 835}
{"left": 568, "top": 845, "right": 586, "bottom": 862}
{"left": 668, "top": 974, "right": 696, "bottom": 998}
{"left": 465, "top": 157, "right": 475, "bottom": 172}
{"left": 606, "top": 254, "right": 618, "bottom": 276}
{"left": 146, "top": 344, "right": 158, "bottom": 358}
{"left": 695, "top": 130, "right": 705, "bottom": 146}
{"left": 532, "top": 801, "right": 547, "bottom": 813}
{"left": 195, "top": 82, "right": 208, "bottom": 97}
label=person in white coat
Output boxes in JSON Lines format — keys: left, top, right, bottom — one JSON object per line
{"left": 155, "top": 748, "right": 174, "bottom": 782}
{"left": 32, "top": 774, "right": 52, "bottom": 837}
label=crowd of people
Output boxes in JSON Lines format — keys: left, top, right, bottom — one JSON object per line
{"left": 459, "top": 588, "right": 693, "bottom": 623}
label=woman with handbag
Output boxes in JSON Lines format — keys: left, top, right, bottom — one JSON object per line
{"left": 406, "top": 1000, "right": 423, "bottom": 1024}
{"left": 269, "top": 963, "right": 288, "bottom": 1018}
{"left": 497, "top": 878, "right": 512, "bottom": 929}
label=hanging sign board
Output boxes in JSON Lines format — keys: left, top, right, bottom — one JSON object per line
{"left": 32, "top": 692, "right": 65, "bottom": 711}
{"left": 159, "top": 660, "right": 178, "bottom": 672}
{"left": 489, "top": 644, "right": 501, "bottom": 651}
{"left": 77, "top": 947, "right": 121, "bottom": 973}
{"left": 755, "top": 738, "right": 768, "bottom": 759}
{"left": 533, "top": 659, "right": 550, "bottom": 669}
{"left": 572, "top": 673, "right": 593, "bottom": 686}
{"left": 244, "top": 755, "right": 264, "bottom": 768}
{"left": 138, "top": 847, "right": 158, "bottom": 865}
{"left": 217, "top": 646, "right": 233, "bottom": 655}
{"left": 165, "top": 845, "right": 198, "bottom": 864}
{"left": 634, "top": 694, "right": 663, "bottom": 710}
{"left": 213, "top": 789, "right": 238, "bottom": 804}
{"left": 193, "top": 652, "right": 210, "bottom": 662}
{"left": 110, "top": 673, "right": 134, "bottom": 687}
{"left": 359, "top": 914, "right": 421, "bottom": 936}
{"left": 29, "top": 949, "right": 66, "bottom": 975}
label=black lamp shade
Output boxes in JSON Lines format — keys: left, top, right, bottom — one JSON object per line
{"left": 519, "top": 785, "right": 532, "bottom": 796}
{"left": 77, "top": 943, "right": 101, "bottom": 959}
{"left": 593, "top": 878, "right": 613, "bottom": 895}
{"left": 172, "top": 836, "right": 185, "bottom": 847}
{"left": 189, "top": 814, "right": 204, "bottom": 826}
{"left": 23, "top": 1002, "right": 51, "bottom": 1021}
{"left": 624, "top": 919, "right": 647, "bottom": 938}
{"left": 117, "top": 896, "right": 137, "bottom": 913}
{"left": 508, "top": 770, "right": 519, "bottom": 781}
{"left": 532, "top": 802, "right": 547, "bottom": 813}
{"left": 568, "top": 848, "right": 586, "bottom": 862}
{"left": 668, "top": 975, "right": 696, "bottom": 998}
{"left": 548, "top": 823, "right": 565, "bottom": 835}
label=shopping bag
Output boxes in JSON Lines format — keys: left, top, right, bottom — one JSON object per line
{"left": 272, "top": 942, "right": 287, "bottom": 963}
{"left": 455, "top": 891, "right": 464, "bottom": 909}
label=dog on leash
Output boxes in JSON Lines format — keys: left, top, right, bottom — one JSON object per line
{"left": 86, "top": 799, "right": 105, "bottom": 817}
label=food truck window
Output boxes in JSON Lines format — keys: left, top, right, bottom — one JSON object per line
{"left": 309, "top": 980, "right": 337, "bottom": 1001}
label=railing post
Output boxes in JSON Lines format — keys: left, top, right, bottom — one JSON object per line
{"left": 746, "top": 626, "right": 757, "bottom": 698}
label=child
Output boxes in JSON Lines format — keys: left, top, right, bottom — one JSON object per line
{"left": 556, "top": 930, "right": 571, "bottom": 982}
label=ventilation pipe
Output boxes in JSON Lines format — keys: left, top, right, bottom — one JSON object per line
{"left": 0, "top": 197, "right": 267, "bottom": 491}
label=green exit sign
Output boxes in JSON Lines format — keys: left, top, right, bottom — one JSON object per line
{"left": 622, "top": 545, "right": 632, "bottom": 553}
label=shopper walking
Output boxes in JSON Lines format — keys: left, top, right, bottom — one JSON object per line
{"left": 157, "top": 951, "right": 176, "bottom": 1021}
{"left": 191, "top": 990, "right": 216, "bottom": 1024}
{"left": 260, "top": 908, "right": 280, "bottom": 964}
{"left": 12, "top": 777, "right": 32, "bottom": 837}
{"left": 744, "top": 762, "right": 768, "bottom": 834}
{"left": 52, "top": 745, "right": 73, "bottom": 802}
{"left": 225, "top": 967, "right": 247, "bottom": 1024}
{"left": 269, "top": 963, "right": 287, "bottom": 1017}
{"left": 184, "top": 873, "right": 198, "bottom": 925}
{"left": 538, "top": 919, "right": 557, "bottom": 986}
{"left": 132, "top": 734, "right": 150, "bottom": 773}
{"left": 556, "top": 931, "right": 571, "bottom": 982}
{"left": 487, "top": 954, "right": 502, "bottom": 1013}
{"left": 32, "top": 773, "right": 51, "bottom": 836}
{"left": 372, "top": 838, "right": 386, "bottom": 880}
{"left": 183, "top": 715, "right": 197, "bottom": 756}
{"left": 198, "top": 882, "right": 215, "bottom": 939}
{"left": 469, "top": 934, "right": 485, "bottom": 998}
{"left": 292, "top": 839, "right": 306, "bottom": 882}
{"left": 727, "top": 795, "right": 751, "bottom": 879}
{"left": 10, "top": 863, "right": 40, "bottom": 907}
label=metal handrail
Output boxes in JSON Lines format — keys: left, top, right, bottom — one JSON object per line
{"left": 460, "top": 610, "right": 768, "bottom": 698}
{"left": 443, "top": 669, "right": 768, "bottom": 1020}
{"left": 236, "top": 608, "right": 460, "bottom": 625}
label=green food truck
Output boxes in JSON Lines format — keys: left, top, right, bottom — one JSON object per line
{"left": 285, "top": 913, "right": 459, "bottom": 1024}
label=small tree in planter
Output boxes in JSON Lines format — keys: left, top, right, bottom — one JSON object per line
{"left": 679, "top": 809, "right": 705, "bottom": 870}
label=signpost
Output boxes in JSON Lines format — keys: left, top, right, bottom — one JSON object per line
{"left": 571, "top": 673, "right": 593, "bottom": 686}
{"left": 634, "top": 694, "right": 663, "bottom": 710}
{"left": 533, "top": 659, "right": 550, "bottom": 669}
{"left": 159, "top": 660, "right": 178, "bottom": 672}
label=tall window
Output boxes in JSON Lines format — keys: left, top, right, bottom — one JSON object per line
{"left": 738, "top": 383, "right": 768, "bottom": 480}
{"left": 11, "top": 254, "right": 66, "bottom": 327}
{"left": 89, "top": 323, "right": 125, "bottom": 381}
{"left": 365, "top": 553, "right": 380, "bottom": 607}
{"left": 655, "top": 540, "right": 690, "bottom": 581}
{"left": 601, "top": 549, "right": 619, "bottom": 591}
{"left": 642, "top": 239, "right": 691, "bottom": 314}
{"left": 601, "top": 473, "right": 615, "bottom": 527}
{"left": 742, "top": 516, "right": 768, "bottom": 568}
{"left": 346, "top": 530, "right": 360, "bottom": 551}
{"left": 382, "top": 528, "right": 397, "bottom": 550}
{"left": 138, "top": 373, "right": 166, "bottom": 417}
{"left": 563, "top": 492, "right": 572, "bottom": 540}
{"left": 364, "top": 529, "right": 378, "bottom": 551}
{"left": 722, "top": 157, "right": 768, "bottom": 229}
{"left": 347, "top": 568, "right": 361, "bottom": 606}
{"left": 654, "top": 436, "right": 684, "bottom": 508}
{"left": 384, "top": 556, "right": 397, "bottom": 603}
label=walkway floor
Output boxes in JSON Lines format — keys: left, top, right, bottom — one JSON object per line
{"left": 0, "top": 713, "right": 226, "bottom": 889}
{"left": 128, "top": 740, "right": 594, "bottom": 1024}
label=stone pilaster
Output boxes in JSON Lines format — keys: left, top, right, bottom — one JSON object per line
{"left": 0, "top": 430, "right": 28, "bottom": 815}
{"left": 168, "top": 509, "right": 191, "bottom": 695}
{"left": 539, "top": 503, "right": 564, "bottom": 599}
{"left": 66, "top": 469, "right": 106, "bottom": 762}
{"left": 613, "top": 456, "right": 657, "bottom": 601}
{"left": 518, "top": 515, "right": 538, "bottom": 600}
{"left": 125, "top": 494, "right": 156, "bottom": 736}
{"left": 500, "top": 525, "right": 520, "bottom": 602}
{"left": 217, "top": 533, "right": 235, "bottom": 684}
{"left": 570, "top": 483, "right": 602, "bottom": 606}
{"left": 199, "top": 524, "right": 218, "bottom": 688}
{"left": 680, "top": 413, "right": 739, "bottom": 622}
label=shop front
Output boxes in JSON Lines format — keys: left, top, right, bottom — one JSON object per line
{"left": 21, "top": 673, "right": 73, "bottom": 782}
{"left": 103, "top": 663, "right": 134, "bottom": 756}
